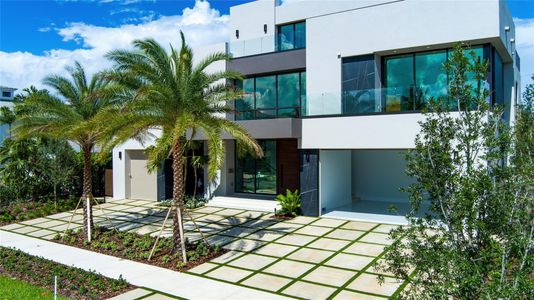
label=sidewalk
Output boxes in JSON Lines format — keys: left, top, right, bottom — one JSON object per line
{"left": 0, "top": 230, "right": 290, "bottom": 300}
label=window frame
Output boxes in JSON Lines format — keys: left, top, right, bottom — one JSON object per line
{"left": 234, "top": 139, "right": 278, "bottom": 195}
{"left": 276, "top": 21, "right": 306, "bottom": 52}
{"left": 381, "top": 44, "right": 492, "bottom": 112}
{"left": 235, "top": 70, "right": 305, "bottom": 120}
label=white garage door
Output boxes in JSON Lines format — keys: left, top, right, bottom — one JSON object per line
{"left": 127, "top": 150, "right": 157, "bottom": 200}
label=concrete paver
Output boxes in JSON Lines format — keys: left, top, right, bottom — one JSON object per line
{"left": 282, "top": 281, "right": 337, "bottom": 300}
{"left": 347, "top": 273, "right": 403, "bottom": 297}
{"left": 0, "top": 199, "right": 406, "bottom": 299}
{"left": 0, "top": 230, "right": 287, "bottom": 300}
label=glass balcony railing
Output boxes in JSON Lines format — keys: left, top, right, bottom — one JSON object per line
{"left": 229, "top": 35, "right": 276, "bottom": 58}
{"left": 303, "top": 87, "right": 450, "bottom": 117}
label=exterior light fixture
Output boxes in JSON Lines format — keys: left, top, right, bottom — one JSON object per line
{"left": 510, "top": 38, "right": 515, "bottom": 43}
{"left": 264, "top": 24, "right": 267, "bottom": 34}
{"left": 505, "top": 26, "right": 510, "bottom": 32}
{"left": 118, "top": 151, "right": 122, "bottom": 160}
{"left": 337, "top": 52, "right": 341, "bottom": 58}
{"left": 235, "top": 30, "right": 239, "bottom": 39}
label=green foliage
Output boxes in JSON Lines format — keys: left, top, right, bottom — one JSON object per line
{"left": 56, "top": 227, "right": 219, "bottom": 270}
{"left": 379, "top": 44, "right": 533, "bottom": 299}
{"left": 99, "top": 31, "right": 262, "bottom": 179}
{"left": 0, "top": 247, "right": 130, "bottom": 299}
{"left": 0, "top": 137, "right": 79, "bottom": 204}
{"left": 157, "top": 195, "right": 207, "bottom": 209}
{"left": 0, "top": 106, "right": 16, "bottom": 140}
{"left": 275, "top": 189, "right": 301, "bottom": 217}
{"left": 0, "top": 197, "right": 78, "bottom": 225}
{"left": 97, "top": 31, "right": 262, "bottom": 254}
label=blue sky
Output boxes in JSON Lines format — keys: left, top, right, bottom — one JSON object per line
{"left": 0, "top": 0, "right": 533, "bottom": 90}
{"left": 0, "top": 0, "right": 250, "bottom": 54}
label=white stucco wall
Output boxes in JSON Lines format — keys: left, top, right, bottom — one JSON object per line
{"left": 351, "top": 150, "right": 414, "bottom": 203}
{"left": 304, "top": 0, "right": 506, "bottom": 115}
{"left": 112, "top": 132, "right": 160, "bottom": 200}
{"left": 301, "top": 113, "right": 424, "bottom": 149}
{"left": 319, "top": 150, "right": 352, "bottom": 212}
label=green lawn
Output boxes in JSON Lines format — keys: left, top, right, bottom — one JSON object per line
{"left": 0, "top": 275, "right": 71, "bottom": 300}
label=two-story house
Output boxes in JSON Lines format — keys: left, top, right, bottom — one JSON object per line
{"left": 112, "top": 0, "right": 521, "bottom": 224}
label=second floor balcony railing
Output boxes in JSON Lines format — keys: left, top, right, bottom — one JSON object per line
{"left": 232, "top": 85, "right": 489, "bottom": 120}
{"left": 229, "top": 35, "right": 276, "bottom": 58}
{"left": 303, "top": 86, "right": 462, "bottom": 117}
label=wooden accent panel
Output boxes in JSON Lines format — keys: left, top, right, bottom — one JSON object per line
{"left": 104, "top": 169, "right": 113, "bottom": 197}
{"left": 277, "top": 139, "right": 300, "bottom": 194}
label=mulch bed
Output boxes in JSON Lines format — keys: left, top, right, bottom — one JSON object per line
{"left": 270, "top": 214, "right": 295, "bottom": 220}
{"left": 0, "top": 197, "right": 104, "bottom": 227}
{"left": 0, "top": 246, "right": 134, "bottom": 300}
{"left": 53, "top": 227, "right": 227, "bottom": 272}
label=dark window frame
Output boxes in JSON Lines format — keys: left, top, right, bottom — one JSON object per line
{"left": 381, "top": 44, "right": 493, "bottom": 111}
{"left": 234, "top": 139, "right": 278, "bottom": 195}
{"left": 235, "top": 70, "right": 305, "bottom": 120}
{"left": 276, "top": 21, "right": 306, "bottom": 52}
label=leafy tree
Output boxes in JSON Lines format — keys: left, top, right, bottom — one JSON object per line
{"left": 379, "top": 45, "right": 533, "bottom": 299}
{"left": 37, "top": 139, "right": 78, "bottom": 207}
{"left": 100, "top": 32, "right": 262, "bottom": 261}
{"left": 0, "top": 106, "right": 16, "bottom": 139}
{"left": 0, "top": 137, "right": 78, "bottom": 204}
{"left": 13, "top": 64, "right": 118, "bottom": 240}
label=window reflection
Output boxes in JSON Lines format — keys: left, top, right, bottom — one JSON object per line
{"left": 236, "top": 140, "right": 277, "bottom": 195}
{"left": 235, "top": 71, "right": 305, "bottom": 120}
{"left": 277, "top": 21, "right": 305, "bottom": 51}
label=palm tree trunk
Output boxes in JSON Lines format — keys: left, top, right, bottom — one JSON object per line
{"left": 81, "top": 144, "right": 94, "bottom": 240}
{"left": 172, "top": 138, "right": 187, "bottom": 262}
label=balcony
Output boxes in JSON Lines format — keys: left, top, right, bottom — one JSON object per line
{"left": 304, "top": 87, "right": 456, "bottom": 117}
{"left": 229, "top": 35, "right": 276, "bottom": 58}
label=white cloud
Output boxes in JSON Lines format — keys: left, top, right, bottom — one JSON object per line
{"left": 514, "top": 18, "right": 534, "bottom": 91}
{"left": 0, "top": 0, "right": 229, "bottom": 91}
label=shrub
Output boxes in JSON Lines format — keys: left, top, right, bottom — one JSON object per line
{"left": 275, "top": 189, "right": 301, "bottom": 217}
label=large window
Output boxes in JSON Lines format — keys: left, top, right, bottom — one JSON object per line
{"left": 236, "top": 140, "right": 277, "bottom": 195}
{"left": 236, "top": 71, "right": 305, "bottom": 120}
{"left": 383, "top": 45, "right": 489, "bottom": 112}
{"left": 342, "top": 55, "right": 376, "bottom": 114}
{"left": 277, "top": 21, "right": 306, "bottom": 51}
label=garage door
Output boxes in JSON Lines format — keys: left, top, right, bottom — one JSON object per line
{"left": 127, "top": 150, "right": 157, "bottom": 200}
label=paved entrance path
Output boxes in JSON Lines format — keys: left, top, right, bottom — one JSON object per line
{"left": 0, "top": 230, "right": 289, "bottom": 300}
{"left": 1, "top": 199, "right": 410, "bottom": 299}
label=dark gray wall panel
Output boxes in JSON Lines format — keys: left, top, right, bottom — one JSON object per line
{"left": 300, "top": 149, "right": 319, "bottom": 217}
{"left": 228, "top": 49, "right": 306, "bottom": 76}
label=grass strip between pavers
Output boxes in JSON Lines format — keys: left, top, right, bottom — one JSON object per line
{"left": 2, "top": 201, "right": 406, "bottom": 299}
{"left": 188, "top": 218, "right": 404, "bottom": 299}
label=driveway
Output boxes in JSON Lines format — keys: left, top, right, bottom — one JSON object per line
{"left": 1, "top": 199, "right": 407, "bottom": 299}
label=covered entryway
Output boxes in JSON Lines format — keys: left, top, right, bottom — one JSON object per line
{"left": 235, "top": 139, "right": 300, "bottom": 197}
{"left": 126, "top": 150, "right": 158, "bottom": 200}
{"left": 319, "top": 149, "right": 426, "bottom": 224}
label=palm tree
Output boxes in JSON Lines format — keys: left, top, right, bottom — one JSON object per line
{"left": 101, "top": 32, "right": 262, "bottom": 262}
{"left": 14, "top": 63, "right": 118, "bottom": 240}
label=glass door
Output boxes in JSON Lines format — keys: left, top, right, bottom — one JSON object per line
{"left": 236, "top": 140, "right": 277, "bottom": 195}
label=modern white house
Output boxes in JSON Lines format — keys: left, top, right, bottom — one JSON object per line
{"left": 112, "top": 0, "right": 521, "bottom": 223}
{"left": 0, "top": 86, "right": 17, "bottom": 143}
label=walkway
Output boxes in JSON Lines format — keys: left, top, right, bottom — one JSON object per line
{"left": 1, "top": 199, "right": 409, "bottom": 299}
{"left": 0, "top": 230, "right": 288, "bottom": 300}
